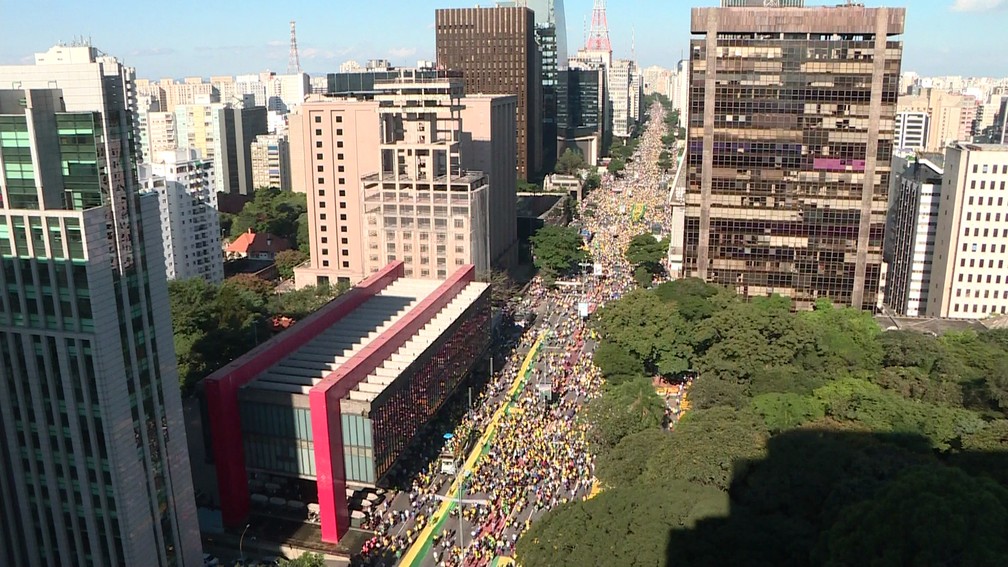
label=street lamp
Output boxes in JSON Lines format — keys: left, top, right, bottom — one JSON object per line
{"left": 239, "top": 523, "right": 251, "bottom": 564}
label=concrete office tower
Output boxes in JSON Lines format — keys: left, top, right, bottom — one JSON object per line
{"left": 436, "top": 6, "right": 543, "bottom": 180}
{"left": 883, "top": 156, "right": 944, "bottom": 316}
{"left": 291, "top": 71, "right": 518, "bottom": 287}
{"left": 360, "top": 75, "right": 493, "bottom": 279}
{"left": 926, "top": 143, "right": 1008, "bottom": 319}
{"left": 894, "top": 110, "right": 929, "bottom": 153}
{"left": 291, "top": 94, "right": 382, "bottom": 286}
{"left": 557, "top": 65, "right": 608, "bottom": 165}
{"left": 174, "top": 102, "right": 268, "bottom": 195}
{"left": 250, "top": 133, "right": 292, "bottom": 191}
{"left": 686, "top": 4, "right": 905, "bottom": 311}
{"left": 139, "top": 149, "right": 224, "bottom": 284}
{"left": 460, "top": 94, "right": 521, "bottom": 271}
{"left": 899, "top": 89, "right": 979, "bottom": 152}
{"left": 0, "top": 45, "right": 201, "bottom": 567}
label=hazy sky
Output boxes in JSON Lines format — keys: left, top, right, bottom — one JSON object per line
{"left": 1, "top": 0, "right": 1006, "bottom": 79}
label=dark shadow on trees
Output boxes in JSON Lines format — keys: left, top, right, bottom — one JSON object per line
{"left": 664, "top": 429, "right": 1008, "bottom": 567}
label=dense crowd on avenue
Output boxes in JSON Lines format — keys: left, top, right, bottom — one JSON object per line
{"left": 353, "top": 103, "right": 676, "bottom": 567}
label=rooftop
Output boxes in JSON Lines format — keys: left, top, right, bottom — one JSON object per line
{"left": 245, "top": 278, "right": 441, "bottom": 395}
{"left": 956, "top": 142, "right": 1008, "bottom": 152}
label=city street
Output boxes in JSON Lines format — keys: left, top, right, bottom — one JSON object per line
{"left": 352, "top": 102, "right": 676, "bottom": 567}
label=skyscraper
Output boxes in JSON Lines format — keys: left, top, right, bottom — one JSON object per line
{"left": 525, "top": 0, "right": 568, "bottom": 172}
{"left": 0, "top": 45, "right": 201, "bottom": 566}
{"left": 436, "top": 6, "right": 543, "bottom": 180}
{"left": 686, "top": 3, "right": 905, "bottom": 311}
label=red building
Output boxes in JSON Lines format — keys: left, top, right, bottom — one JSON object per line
{"left": 203, "top": 262, "right": 490, "bottom": 542}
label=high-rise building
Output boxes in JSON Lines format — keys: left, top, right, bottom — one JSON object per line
{"left": 898, "top": 89, "right": 979, "bottom": 152}
{"left": 926, "top": 143, "right": 1008, "bottom": 319}
{"left": 557, "top": 65, "right": 608, "bottom": 164}
{"left": 686, "top": 4, "right": 905, "bottom": 311}
{"left": 525, "top": 0, "right": 568, "bottom": 174}
{"left": 894, "top": 110, "right": 929, "bottom": 153}
{"left": 436, "top": 6, "right": 543, "bottom": 180}
{"left": 883, "top": 155, "right": 944, "bottom": 316}
{"left": 138, "top": 110, "right": 178, "bottom": 162}
{"left": 0, "top": 44, "right": 201, "bottom": 567}
{"left": 250, "top": 133, "right": 292, "bottom": 191}
{"left": 359, "top": 76, "right": 492, "bottom": 279}
{"left": 161, "top": 77, "right": 216, "bottom": 112}
{"left": 139, "top": 148, "right": 224, "bottom": 283}
{"left": 174, "top": 102, "right": 268, "bottom": 195}
{"left": 291, "top": 71, "right": 518, "bottom": 287}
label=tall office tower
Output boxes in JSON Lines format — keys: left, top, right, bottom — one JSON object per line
{"left": 883, "top": 155, "right": 944, "bottom": 316}
{"left": 557, "top": 65, "right": 608, "bottom": 164}
{"left": 436, "top": 6, "right": 543, "bottom": 180}
{"left": 609, "top": 58, "right": 640, "bottom": 138}
{"left": 360, "top": 75, "right": 493, "bottom": 279}
{"left": 926, "top": 143, "right": 1008, "bottom": 319}
{"left": 174, "top": 102, "right": 268, "bottom": 195}
{"left": 250, "top": 133, "right": 292, "bottom": 191}
{"left": 525, "top": 0, "right": 568, "bottom": 173}
{"left": 894, "top": 110, "right": 929, "bottom": 153}
{"left": 686, "top": 3, "right": 905, "bottom": 311}
{"left": 0, "top": 45, "right": 201, "bottom": 567}
{"left": 460, "top": 94, "right": 520, "bottom": 271}
{"left": 139, "top": 149, "right": 224, "bottom": 284}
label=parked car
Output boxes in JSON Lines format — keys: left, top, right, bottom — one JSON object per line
{"left": 202, "top": 553, "right": 219, "bottom": 567}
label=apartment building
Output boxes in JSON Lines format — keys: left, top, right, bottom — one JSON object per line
{"left": 926, "top": 143, "right": 1008, "bottom": 318}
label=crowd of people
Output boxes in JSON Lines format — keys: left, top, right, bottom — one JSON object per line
{"left": 352, "top": 103, "right": 678, "bottom": 567}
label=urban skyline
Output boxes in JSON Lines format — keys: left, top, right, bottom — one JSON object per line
{"left": 2, "top": 0, "right": 1007, "bottom": 78}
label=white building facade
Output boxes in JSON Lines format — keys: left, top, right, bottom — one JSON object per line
{"left": 926, "top": 143, "right": 1008, "bottom": 318}
{"left": 894, "top": 110, "right": 929, "bottom": 152}
{"left": 139, "top": 149, "right": 224, "bottom": 283}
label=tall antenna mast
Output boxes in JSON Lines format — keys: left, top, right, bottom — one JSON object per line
{"left": 288, "top": 20, "right": 302, "bottom": 74}
{"left": 631, "top": 27, "right": 636, "bottom": 61}
{"left": 585, "top": 0, "right": 611, "bottom": 54}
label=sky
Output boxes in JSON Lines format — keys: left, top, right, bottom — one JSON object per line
{"left": 1, "top": 0, "right": 1007, "bottom": 80}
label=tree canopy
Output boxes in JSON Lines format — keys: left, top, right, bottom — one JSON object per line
{"left": 519, "top": 270, "right": 1008, "bottom": 566}
{"left": 227, "top": 186, "right": 309, "bottom": 251}
{"left": 555, "top": 148, "right": 587, "bottom": 175}
{"left": 624, "top": 233, "right": 666, "bottom": 278}
{"left": 530, "top": 225, "right": 587, "bottom": 282}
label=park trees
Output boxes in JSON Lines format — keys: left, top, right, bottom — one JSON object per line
{"left": 554, "top": 148, "right": 587, "bottom": 175}
{"left": 624, "top": 233, "right": 666, "bottom": 278}
{"left": 529, "top": 225, "right": 586, "bottom": 282}
{"left": 274, "top": 249, "right": 308, "bottom": 280}
{"left": 584, "top": 377, "right": 664, "bottom": 452}
{"left": 228, "top": 187, "right": 309, "bottom": 250}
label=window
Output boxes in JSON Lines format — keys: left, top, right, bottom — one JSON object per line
{"left": 321, "top": 237, "right": 328, "bottom": 244}
{"left": 314, "top": 115, "right": 322, "bottom": 123}
{"left": 316, "top": 141, "right": 323, "bottom": 148}
{"left": 336, "top": 129, "right": 343, "bottom": 135}
{"left": 318, "top": 189, "right": 325, "bottom": 196}
{"left": 316, "top": 153, "right": 323, "bottom": 160}
{"left": 315, "top": 129, "right": 322, "bottom": 136}
{"left": 317, "top": 165, "right": 324, "bottom": 172}
{"left": 336, "top": 116, "right": 343, "bottom": 123}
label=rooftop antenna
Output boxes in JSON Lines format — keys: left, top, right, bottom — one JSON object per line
{"left": 586, "top": 0, "right": 612, "bottom": 54}
{"left": 631, "top": 27, "right": 636, "bottom": 62}
{"left": 583, "top": 15, "right": 587, "bottom": 47}
{"left": 288, "top": 20, "right": 302, "bottom": 74}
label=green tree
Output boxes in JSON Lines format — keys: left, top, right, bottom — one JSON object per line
{"left": 592, "top": 341, "right": 645, "bottom": 385}
{"left": 653, "top": 277, "right": 722, "bottom": 322}
{"left": 554, "top": 147, "right": 587, "bottom": 175}
{"left": 815, "top": 466, "right": 1008, "bottom": 566}
{"left": 592, "top": 289, "right": 693, "bottom": 377}
{"left": 607, "top": 157, "right": 625, "bottom": 176}
{"left": 584, "top": 171, "right": 602, "bottom": 192}
{"left": 229, "top": 187, "right": 307, "bottom": 247}
{"left": 274, "top": 249, "right": 308, "bottom": 280}
{"left": 584, "top": 377, "right": 664, "bottom": 452}
{"left": 752, "top": 392, "right": 826, "bottom": 433}
{"left": 624, "top": 233, "right": 665, "bottom": 275}
{"left": 268, "top": 283, "right": 347, "bottom": 320}
{"left": 279, "top": 552, "right": 325, "bottom": 567}
{"left": 529, "top": 225, "right": 586, "bottom": 281}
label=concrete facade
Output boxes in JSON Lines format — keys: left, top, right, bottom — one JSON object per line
{"left": 926, "top": 143, "right": 1008, "bottom": 319}
{"left": 250, "top": 133, "right": 292, "bottom": 192}
{"left": 139, "top": 148, "right": 224, "bottom": 284}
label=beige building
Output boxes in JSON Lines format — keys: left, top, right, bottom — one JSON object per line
{"left": 250, "top": 133, "right": 291, "bottom": 191}
{"left": 292, "top": 71, "right": 518, "bottom": 288}
{"left": 926, "top": 143, "right": 1008, "bottom": 319}
{"left": 898, "top": 88, "right": 978, "bottom": 152}
{"left": 161, "top": 77, "right": 216, "bottom": 112}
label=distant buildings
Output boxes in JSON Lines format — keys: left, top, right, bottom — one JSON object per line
{"left": 685, "top": 3, "right": 906, "bottom": 311}
{"left": 926, "top": 143, "right": 1008, "bottom": 319}
{"left": 557, "top": 65, "right": 608, "bottom": 164}
{"left": 883, "top": 156, "right": 944, "bottom": 317}
{"left": 0, "top": 44, "right": 201, "bottom": 566}
{"left": 894, "top": 110, "right": 930, "bottom": 153}
{"left": 436, "top": 6, "right": 543, "bottom": 180}
{"left": 250, "top": 133, "right": 292, "bottom": 191}
{"left": 139, "top": 149, "right": 225, "bottom": 283}
{"left": 897, "top": 89, "right": 978, "bottom": 152}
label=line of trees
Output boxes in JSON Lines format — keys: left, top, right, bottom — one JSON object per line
{"left": 517, "top": 279, "right": 1008, "bottom": 566}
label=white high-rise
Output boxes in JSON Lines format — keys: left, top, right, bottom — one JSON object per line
{"left": 0, "top": 44, "right": 201, "bottom": 567}
{"left": 139, "top": 149, "right": 224, "bottom": 283}
{"left": 927, "top": 143, "right": 1008, "bottom": 318}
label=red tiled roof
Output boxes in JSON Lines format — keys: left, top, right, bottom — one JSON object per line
{"left": 226, "top": 229, "right": 291, "bottom": 255}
